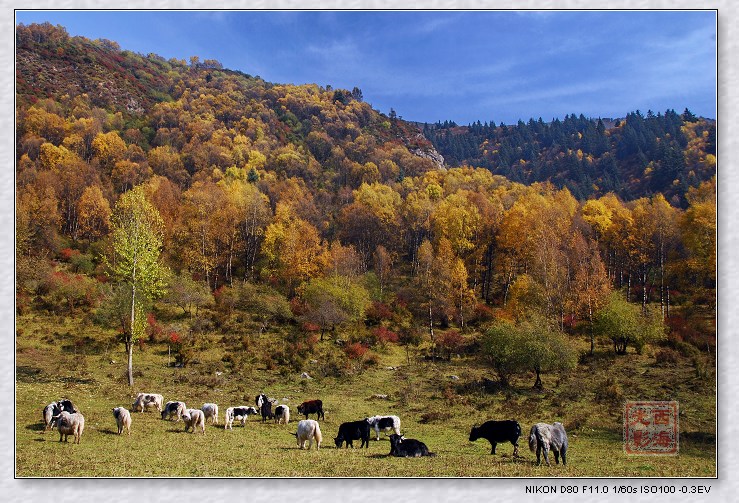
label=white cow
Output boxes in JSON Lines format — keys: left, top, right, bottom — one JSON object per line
{"left": 274, "top": 405, "right": 290, "bottom": 425}
{"left": 112, "top": 407, "right": 132, "bottom": 435}
{"left": 201, "top": 403, "right": 219, "bottom": 425}
{"left": 52, "top": 411, "right": 85, "bottom": 444}
{"left": 294, "top": 419, "right": 322, "bottom": 450}
{"left": 182, "top": 409, "right": 206, "bottom": 434}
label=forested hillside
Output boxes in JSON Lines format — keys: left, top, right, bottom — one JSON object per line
{"left": 16, "top": 22, "right": 716, "bottom": 384}
{"left": 424, "top": 111, "right": 715, "bottom": 206}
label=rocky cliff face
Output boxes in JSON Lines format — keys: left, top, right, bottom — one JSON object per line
{"left": 408, "top": 132, "right": 445, "bottom": 169}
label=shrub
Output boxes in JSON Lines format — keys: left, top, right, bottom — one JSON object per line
{"left": 437, "top": 330, "right": 464, "bottom": 360}
{"left": 373, "top": 325, "right": 398, "bottom": 345}
{"left": 419, "top": 410, "right": 452, "bottom": 424}
{"left": 344, "top": 342, "right": 368, "bottom": 360}
{"left": 471, "top": 303, "right": 495, "bottom": 324}
{"left": 654, "top": 348, "right": 680, "bottom": 366}
{"left": 675, "top": 340, "right": 701, "bottom": 358}
{"left": 366, "top": 301, "right": 393, "bottom": 325}
{"left": 41, "top": 270, "right": 101, "bottom": 313}
{"left": 693, "top": 356, "right": 709, "bottom": 379}
{"left": 70, "top": 253, "right": 95, "bottom": 275}
{"left": 59, "top": 247, "right": 80, "bottom": 262}
{"left": 594, "top": 377, "right": 624, "bottom": 405}
{"left": 146, "top": 313, "right": 165, "bottom": 342}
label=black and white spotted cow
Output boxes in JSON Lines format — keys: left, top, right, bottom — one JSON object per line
{"left": 132, "top": 393, "right": 164, "bottom": 413}
{"left": 365, "top": 415, "right": 401, "bottom": 440}
{"left": 274, "top": 405, "right": 290, "bottom": 425}
{"left": 42, "top": 399, "right": 78, "bottom": 432}
{"left": 161, "top": 401, "right": 187, "bottom": 421}
{"left": 224, "top": 406, "right": 259, "bottom": 429}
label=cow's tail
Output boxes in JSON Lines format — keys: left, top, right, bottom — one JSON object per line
{"left": 289, "top": 431, "right": 298, "bottom": 437}
{"left": 528, "top": 426, "right": 539, "bottom": 453}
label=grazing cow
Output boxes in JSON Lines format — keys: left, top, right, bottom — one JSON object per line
{"left": 132, "top": 393, "right": 164, "bottom": 413}
{"left": 224, "top": 406, "right": 259, "bottom": 429}
{"left": 388, "top": 434, "right": 436, "bottom": 457}
{"left": 469, "top": 420, "right": 521, "bottom": 456}
{"left": 365, "top": 415, "right": 401, "bottom": 440}
{"left": 297, "top": 399, "right": 325, "bottom": 421}
{"left": 201, "top": 403, "right": 219, "bottom": 425}
{"left": 51, "top": 411, "right": 85, "bottom": 444}
{"left": 112, "top": 407, "right": 132, "bottom": 435}
{"left": 42, "top": 400, "right": 78, "bottom": 433}
{"left": 529, "top": 422, "right": 568, "bottom": 466}
{"left": 293, "top": 419, "right": 322, "bottom": 450}
{"left": 274, "top": 405, "right": 290, "bottom": 425}
{"left": 161, "top": 401, "right": 187, "bottom": 421}
{"left": 182, "top": 409, "right": 206, "bottom": 434}
{"left": 334, "top": 419, "right": 371, "bottom": 448}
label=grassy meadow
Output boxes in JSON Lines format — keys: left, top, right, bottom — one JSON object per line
{"left": 16, "top": 312, "right": 716, "bottom": 478}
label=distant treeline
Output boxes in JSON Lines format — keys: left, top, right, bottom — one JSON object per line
{"left": 424, "top": 110, "right": 715, "bottom": 207}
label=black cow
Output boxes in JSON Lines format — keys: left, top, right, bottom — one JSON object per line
{"left": 334, "top": 420, "right": 371, "bottom": 448}
{"left": 469, "top": 419, "right": 521, "bottom": 456}
{"left": 58, "top": 399, "right": 78, "bottom": 413}
{"left": 388, "top": 434, "right": 436, "bottom": 457}
{"left": 260, "top": 399, "right": 273, "bottom": 422}
{"left": 297, "top": 400, "right": 324, "bottom": 421}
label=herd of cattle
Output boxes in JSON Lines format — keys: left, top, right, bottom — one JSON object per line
{"left": 41, "top": 395, "right": 568, "bottom": 466}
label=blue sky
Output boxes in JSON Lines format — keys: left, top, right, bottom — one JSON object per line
{"left": 15, "top": 10, "right": 716, "bottom": 124}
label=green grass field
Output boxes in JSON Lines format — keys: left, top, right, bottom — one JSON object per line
{"left": 16, "top": 313, "right": 716, "bottom": 478}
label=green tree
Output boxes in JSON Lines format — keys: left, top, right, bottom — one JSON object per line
{"left": 107, "top": 185, "right": 168, "bottom": 386}
{"left": 517, "top": 316, "right": 578, "bottom": 389}
{"left": 594, "top": 292, "right": 665, "bottom": 355}
{"left": 163, "top": 272, "right": 213, "bottom": 317}
{"left": 480, "top": 320, "right": 523, "bottom": 387}
{"left": 300, "top": 275, "right": 370, "bottom": 340}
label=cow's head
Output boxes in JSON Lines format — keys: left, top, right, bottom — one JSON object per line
{"left": 469, "top": 425, "right": 480, "bottom": 441}
{"left": 389, "top": 433, "right": 404, "bottom": 447}
{"left": 334, "top": 437, "right": 343, "bottom": 448}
